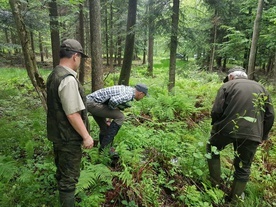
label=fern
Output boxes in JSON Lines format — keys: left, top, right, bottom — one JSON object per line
{"left": 0, "top": 155, "right": 18, "bottom": 182}
{"left": 76, "top": 164, "right": 114, "bottom": 194}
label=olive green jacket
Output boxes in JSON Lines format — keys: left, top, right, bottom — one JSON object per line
{"left": 211, "top": 78, "right": 274, "bottom": 143}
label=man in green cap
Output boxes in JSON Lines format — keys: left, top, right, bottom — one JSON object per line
{"left": 47, "top": 39, "right": 94, "bottom": 207}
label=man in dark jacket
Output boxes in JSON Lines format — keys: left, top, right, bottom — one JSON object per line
{"left": 86, "top": 84, "right": 148, "bottom": 156}
{"left": 206, "top": 66, "right": 274, "bottom": 202}
{"left": 47, "top": 39, "right": 94, "bottom": 207}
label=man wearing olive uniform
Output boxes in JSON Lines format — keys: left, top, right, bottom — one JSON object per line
{"left": 47, "top": 39, "right": 94, "bottom": 207}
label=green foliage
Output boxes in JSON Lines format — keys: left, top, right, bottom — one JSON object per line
{"left": 76, "top": 164, "right": 114, "bottom": 206}
{"left": 0, "top": 155, "right": 18, "bottom": 182}
{"left": 0, "top": 65, "right": 275, "bottom": 206}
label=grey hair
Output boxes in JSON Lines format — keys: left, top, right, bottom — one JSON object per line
{"left": 228, "top": 71, "right": 248, "bottom": 80}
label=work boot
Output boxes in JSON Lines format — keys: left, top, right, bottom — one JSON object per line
{"left": 59, "top": 190, "right": 75, "bottom": 207}
{"left": 207, "top": 158, "right": 222, "bottom": 187}
{"left": 109, "top": 146, "right": 119, "bottom": 159}
{"left": 228, "top": 179, "right": 247, "bottom": 203}
{"left": 100, "top": 121, "right": 121, "bottom": 151}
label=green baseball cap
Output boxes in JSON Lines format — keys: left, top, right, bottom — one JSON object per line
{"left": 60, "top": 39, "right": 89, "bottom": 58}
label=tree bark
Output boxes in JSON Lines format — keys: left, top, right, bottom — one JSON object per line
{"left": 90, "top": 0, "right": 104, "bottom": 91}
{"left": 168, "top": 0, "right": 179, "bottom": 93}
{"left": 209, "top": 10, "right": 219, "bottom": 71}
{"left": 248, "top": 0, "right": 264, "bottom": 80}
{"left": 104, "top": 1, "right": 109, "bottom": 65}
{"left": 109, "top": 2, "right": 114, "bottom": 71}
{"left": 39, "top": 32, "right": 44, "bottom": 62}
{"left": 147, "top": 0, "right": 154, "bottom": 77}
{"left": 9, "top": 0, "right": 47, "bottom": 111}
{"left": 118, "top": 0, "right": 137, "bottom": 85}
{"left": 48, "top": 0, "right": 60, "bottom": 68}
{"left": 78, "top": 3, "right": 85, "bottom": 85}
{"left": 271, "top": 51, "right": 276, "bottom": 78}
{"left": 117, "top": 36, "right": 122, "bottom": 66}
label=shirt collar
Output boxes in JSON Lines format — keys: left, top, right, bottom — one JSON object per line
{"left": 62, "top": 65, "right": 77, "bottom": 78}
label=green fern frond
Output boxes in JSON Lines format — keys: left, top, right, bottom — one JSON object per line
{"left": 76, "top": 164, "right": 114, "bottom": 194}
{"left": 0, "top": 155, "right": 18, "bottom": 182}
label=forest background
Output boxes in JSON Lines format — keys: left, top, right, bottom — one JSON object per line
{"left": 0, "top": 0, "right": 276, "bottom": 206}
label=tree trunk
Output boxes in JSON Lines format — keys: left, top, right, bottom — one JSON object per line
{"left": 48, "top": 0, "right": 60, "bottom": 68}
{"left": 109, "top": 2, "right": 114, "bottom": 71}
{"left": 39, "top": 32, "right": 44, "bottom": 62}
{"left": 9, "top": 0, "right": 47, "bottom": 111}
{"left": 90, "top": 0, "right": 104, "bottom": 92}
{"left": 273, "top": 52, "right": 276, "bottom": 78}
{"left": 118, "top": 0, "right": 137, "bottom": 85}
{"left": 78, "top": 3, "right": 85, "bottom": 85}
{"left": 142, "top": 39, "right": 146, "bottom": 65}
{"left": 147, "top": 0, "right": 154, "bottom": 77}
{"left": 104, "top": 1, "right": 109, "bottom": 65}
{"left": 248, "top": 0, "right": 264, "bottom": 80}
{"left": 117, "top": 36, "right": 122, "bottom": 66}
{"left": 216, "top": 56, "right": 222, "bottom": 69}
{"left": 266, "top": 54, "right": 273, "bottom": 75}
{"left": 30, "top": 31, "right": 35, "bottom": 52}
{"left": 168, "top": 0, "right": 179, "bottom": 93}
{"left": 209, "top": 10, "right": 218, "bottom": 72}
{"left": 243, "top": 46, "right": 249, "bottom": 70}
{"left": 222, "top": 57, "right": 226, "bottom": 72}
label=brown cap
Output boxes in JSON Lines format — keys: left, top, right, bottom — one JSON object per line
{"left": 60, "top": 39, "right": 89, "bottom": 58}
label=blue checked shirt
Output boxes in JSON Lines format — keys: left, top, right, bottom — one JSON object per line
{"left": 86, "top": 85, "right": 135, "bottom": 109}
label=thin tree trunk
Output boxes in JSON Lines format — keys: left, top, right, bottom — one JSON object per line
{"left": 9, "top": 0, "right": 47, "bottom": 111}
{"left": 243, "top": 46, "right": 249, "bottom": 70}
{"left": 168, "top": 0, "right": 179, "bottom": 93}
{"left": 39, "top": 32, "right": 44, "bottom": 62}
{"left": 117, "top": 36, "right": 122, "bottom": 66}
{"left": 104, "top": 1, "right": 109, "bottom": 65}
{"left": 248, "top": 0, "right": 264, "bottom": 80}
{"left": 147, "top": 0, "right": 154, "bottom": 76}
{"left": 109, "top": 2, "right": 114, "bottom": 71}
{"left": 78, "top": 3, "right": 85, "bottom": 85}
{"left": 271, "top": 51, "right": 276, "bottom": 78}
{"left": 209, "top": 10, "right": 218, "bottom": 72}
{"left": 142, "top": 39, "right": 146, "bottom": 65}
{"left": 48, "top": 0, "right": 60, "bottom": 68}
{"left": 118, "top": 0, "right": 137, "bottom": 85}
{"left": 222, "top": 57, "right": 226, "bottom": 71}
{"left": 90, "top": 0, "right": 104, "bottom": 91}
{"left": 30, "top": 31, "right": 35, "bottom": 52}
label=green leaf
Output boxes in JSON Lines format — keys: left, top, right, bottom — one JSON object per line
{"left": 242, "top": 116, "right": 257, "bottom": 123}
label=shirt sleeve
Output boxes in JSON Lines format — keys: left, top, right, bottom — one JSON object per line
{"left": 108, "top": 93, "right": 133, "bottom": 109}
{"left": 58, "top": 76, "right": 85, "bottom": 115}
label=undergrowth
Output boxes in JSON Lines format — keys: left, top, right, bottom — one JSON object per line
{"left": 0, "top": 61, "right": 275, "bottom": 207}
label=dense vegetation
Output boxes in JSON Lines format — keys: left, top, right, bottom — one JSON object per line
{"left": 0, "top": 59, "right": 275, "bottom": 206}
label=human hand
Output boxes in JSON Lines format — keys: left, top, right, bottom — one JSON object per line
{"left": 83, "top": 135, "right": 94, "bottom": 149}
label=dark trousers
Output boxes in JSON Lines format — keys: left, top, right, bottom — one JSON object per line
{"left": 87, "top": 101, "right": 124, "bottom": 136}
{"left": 53, "top": 142, "right": 82, "bottom": 192}
{"left": 207, "top": 134, "right": 259, "bottom": 182}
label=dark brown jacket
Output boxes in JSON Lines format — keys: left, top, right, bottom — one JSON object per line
{"left": 211, "top": 78, "right": 274, "bottom": 143}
